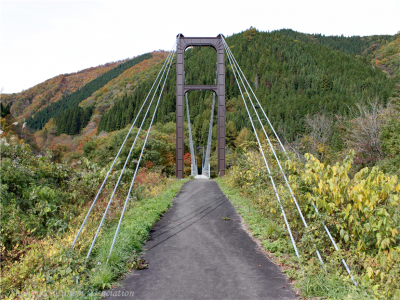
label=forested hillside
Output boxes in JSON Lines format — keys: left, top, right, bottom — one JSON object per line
{"left": 371, "top": 34, "right": 400, "bottom": 78}
{"left": 1, "top": 60, "right": 124, "bottom": 119}
{"left": 1, "top": 28, "right": 397, "bottom": 161}
{"left": 18, "top": 52, "right": 168, "bottom": 155}
{"left": 275, "top": 28, "right": 396, "bottom": 56}
{"left": 2, "top": 29, "right": 397, "bottom": 146}
{"left": 98, "top": 29, "right": 396, "bottom": 147}
{"left": 25, "top": 53, "right": 153, "bottom": 131}
{"left": 222, "top": 29, "right": 395, "bottom": 140}
{"left": 277, "top": 29, "right": 400, "bottom": 79}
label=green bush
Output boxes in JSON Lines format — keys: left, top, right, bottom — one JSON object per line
{"left": 223, "top": 148, "right": 400, "bottom": 299}
{"left": 0, "top": 141, "right": 102, "bottom": 259}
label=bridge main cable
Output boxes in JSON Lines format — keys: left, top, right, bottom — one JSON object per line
{"left": 69, "top": 47, "right": 176, "bottom": 255}
{"left": 221, "top": 38, "right": 288, "bottom": 157}
{"left": 84, "top": 43, "right": 177, "bottom": 264}
{"left": 106, "top": 42, "right": 177, "bottom": 263}
{"left": 222, "top": 38, "right": 302, "bottom": 266}
{"left": 223, "top": 37, "right": 357, "bottom": 286}
{"left": 223, "top": 38, "right": 325, "bottom": 267}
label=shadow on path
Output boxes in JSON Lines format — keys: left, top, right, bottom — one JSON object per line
{"left": 106, "top": 180, "right": 296, "bottom": 300}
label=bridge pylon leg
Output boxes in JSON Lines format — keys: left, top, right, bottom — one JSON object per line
{"left": 217, "top": 45, "right": 225, "bottom": 177}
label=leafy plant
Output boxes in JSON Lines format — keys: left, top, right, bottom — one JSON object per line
{"left": 222, "top": 147, "right": 400, "bottom": 298}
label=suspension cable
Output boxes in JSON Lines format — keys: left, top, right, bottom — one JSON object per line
{"left": 202, "top": 92, "right": 215, "bottom": 178}
{"left": 224, "top": 39, "right": 325, "bottom": 267}
{"left": 222, "top": 37, "right": 288, "bottom": 156}
{"left": 223, "top": 37, "right": 357, "bottom": 285}
{"left": 69, "top": 48, "right": 175, "bottom": 255}
{"left": 222, "top": 40, "right": 302, "bottom": 265}
{"left": 106, "top": 42, "right": 176, "bottom": 264}
{"left": 313, "top": 204, "right": 357, "bottom": 285}
{"left": 186, "top": 93, "right": 197, "bottom": 177}
{"left": 83, "top": 41, "right": 177, "bottom": 264}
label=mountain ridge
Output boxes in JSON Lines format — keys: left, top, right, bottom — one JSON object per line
{"left": 1, "top": 29, "right": 398, "bottom": 151}
{"left": 1, "top": 60, "right": 126, "bottom": 118}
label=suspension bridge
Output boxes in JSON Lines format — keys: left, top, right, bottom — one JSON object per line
{"left": 68, "top": 34, "right": 357, "bottom": 299}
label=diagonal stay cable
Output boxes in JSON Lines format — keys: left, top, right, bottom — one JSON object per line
{"left": 203, "top": 92, "right": 215, "bottom": 178}
{"left": 223, "top": 40, "right": 302, "bottom": 266}
{"left": 312, "top": 204, "right": 357, "bottom": 285}
{"left": 224, "top": 41, "right": 325, "bottom": 267}
{"left": 223, "top": 38, "right": 356, "bottom": 285}
{"left": 69, "top": 49, "right": 175, "bottom": 255}
{"left": 186, "top": 93, "right": 197, "bottom": 177}
{"left": 106, "top": 43, "right": 176, "bottom": 264}
{"left": 223, "top": 38, "right": 357, "bottom": 286}
{"left": 222, "top": 37, "right": 288, "bottom": 157}
{"left": 83, "top": 43, "right": 177, "bottom": 264}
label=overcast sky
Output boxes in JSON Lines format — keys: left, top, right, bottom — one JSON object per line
{"left": 1, "top": 0, "right": 399, "bottom": 94}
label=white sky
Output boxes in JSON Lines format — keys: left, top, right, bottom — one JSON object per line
{"left": 1, "top": 0, "right": 399, "bottom": 94}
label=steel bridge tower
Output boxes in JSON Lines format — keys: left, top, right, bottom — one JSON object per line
{"left": 175, "top": 34, "right": 225, "bottom": 179}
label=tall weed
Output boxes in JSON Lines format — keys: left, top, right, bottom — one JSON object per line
{"left": 223, "top": 148, "right": 400, "bottom": 299}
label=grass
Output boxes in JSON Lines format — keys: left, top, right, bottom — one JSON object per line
{"left": 215, "top": 177, "right": 374, "bottom": 300}
{"left": 80, "top": 177, "right": 189, "bottom": 298}
{"left": 297, "top": 265, "right": 371, "bottom": 300}
{"left": 85, "top": 180, "right": 187, "bottom": 289}
{"left": 1, "top": 177, "right": 188, "bottom": 300}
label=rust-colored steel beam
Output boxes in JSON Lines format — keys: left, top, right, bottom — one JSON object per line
{"left": 176, "top": 34, "right": 225, "bottom": 179}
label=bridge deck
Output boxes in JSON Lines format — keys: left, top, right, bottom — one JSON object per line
{"left": 106, "top": 180, "right": 295, "bottom": 300}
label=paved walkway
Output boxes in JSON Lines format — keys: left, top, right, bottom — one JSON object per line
{"left": 106, "top": 180, "right": 295, "bottom": 300}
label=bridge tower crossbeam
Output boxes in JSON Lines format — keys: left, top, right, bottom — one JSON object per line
{"left": 176, "top": 34, "right": 225, "bottom": 178}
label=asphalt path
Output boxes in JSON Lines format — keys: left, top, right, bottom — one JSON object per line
{"left": 106, "top": 179, "right": 295, "bottom": 300}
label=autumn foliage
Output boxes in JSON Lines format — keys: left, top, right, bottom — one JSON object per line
{"left": 2, "top": 61, "right": 123, "bottom": 119}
